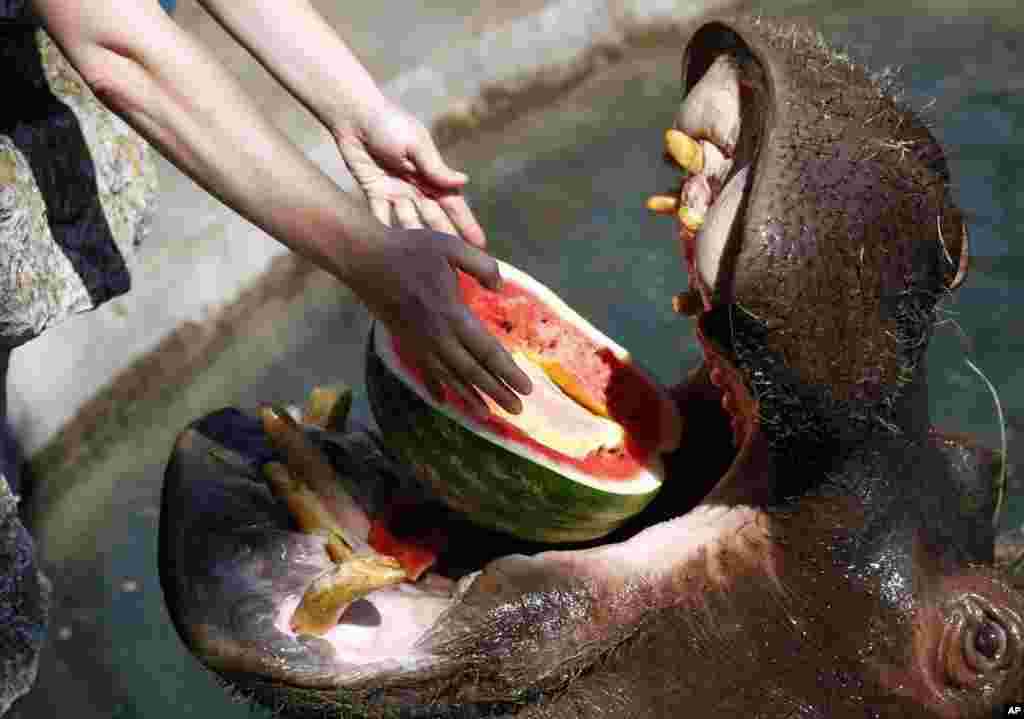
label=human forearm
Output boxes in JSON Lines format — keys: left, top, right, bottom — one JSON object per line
{"left": 32, "top": 0, "right": 384, "bottom": 279}
{"left": 30, "top": 0, "right": 532, "bottom": 415}
{"left": 192, "top": 0, "right": 484, "bottom": 246}
{"left": 195, "top": 0, "right": 386, "bottom": 136}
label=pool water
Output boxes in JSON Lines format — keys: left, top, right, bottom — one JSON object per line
{"left": 13, "top": 7, "right": 1024, "bottom": 718}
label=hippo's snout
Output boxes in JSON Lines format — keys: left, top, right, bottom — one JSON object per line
{"left": 664, "top": 17, "right": 972, "bottom": 463}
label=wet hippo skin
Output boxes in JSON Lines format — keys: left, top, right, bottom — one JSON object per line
{"left": 159, "top": 13, "right": 1024, "bottom": 719}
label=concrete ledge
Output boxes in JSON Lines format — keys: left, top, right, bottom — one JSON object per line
{"left": 11, "top": 0, "right": 740, "bottom": 464}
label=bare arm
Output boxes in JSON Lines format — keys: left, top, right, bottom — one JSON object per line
{"left": 194, "top": 0, "right": 486, "bottom": 245}
{"left": 192, "top": 0, "right": 383, "bottom": 137}
{"left": 32, "top": 0, "right": 380, "bottom": 277}
{"left": 30, "top": 0, "right": 531, "bottom": 412}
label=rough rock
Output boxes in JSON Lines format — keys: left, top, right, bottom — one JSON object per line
{"left": 0, "top": 28, "right": 158, "bottom": 348}
{"left": 0, "top": 477, "right": 48, "bottom": 717}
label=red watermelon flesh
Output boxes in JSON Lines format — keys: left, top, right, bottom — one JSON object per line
{"left": 388, "top": 269, "right": 679, "bottom": 483}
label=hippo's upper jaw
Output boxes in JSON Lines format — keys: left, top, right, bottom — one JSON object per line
{"left": 673, "top": 16, "right": 969, "bottom": 463}
{"left": 160, "top": 14, "right": 1023, "bottom": 719}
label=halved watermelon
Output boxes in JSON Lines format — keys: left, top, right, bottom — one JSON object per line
{"left": 365, "top": 260, "right": 681, "bottom": 542}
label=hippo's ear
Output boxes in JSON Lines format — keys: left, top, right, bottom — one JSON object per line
{"left": 939, "top": 204, "right": 969, "bottom": 291}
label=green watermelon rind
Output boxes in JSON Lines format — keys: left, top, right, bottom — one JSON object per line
{"left": 364, "top": 262, "right": 672, "bottom": 542}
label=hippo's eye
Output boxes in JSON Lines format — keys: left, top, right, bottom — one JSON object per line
{"left": 972, "top": 620, "right": 1006, "bottom": 662}
{"left": 940, "top": 594, "right": 1022, "bottom": 689}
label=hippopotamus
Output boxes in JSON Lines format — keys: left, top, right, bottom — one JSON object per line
{"left": 158, "top": 13, "right": 1024, "bottom": 718}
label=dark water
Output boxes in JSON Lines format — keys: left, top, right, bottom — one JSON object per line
{"left": 802, "top": 11, "right": 1024, "bottom": 523}
{"left": 14, "top": 8, "right": 1024, "bottom": 718}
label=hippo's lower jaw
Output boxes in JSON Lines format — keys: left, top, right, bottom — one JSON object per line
{"left": 162, "top": 381, "right": 760, "bottom": 704}
{"left": 161, "top": 15, "right": 1024, "bottom": 719}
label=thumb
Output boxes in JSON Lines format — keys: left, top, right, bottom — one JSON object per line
{"left": 411, "top": 141, "right": 468, "bottom": 189}
{"left": 446, "top": 238, "right": 502, "bottom": 292}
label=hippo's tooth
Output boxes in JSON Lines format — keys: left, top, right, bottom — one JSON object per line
{"left": 646, "top": 194, "right": 680, "bottom": 214}
{"left": 700, "top": 140, "right": 733, "bottom": 190}
{"left": 302, "top": 384, "right": 353, "bottom": 432}
{"left": 678, "top": 207, "right": 705, "bottom": 232}
{"left": 665, "top": 129, "right": 704, "bottom": 174}
{"left": 696, "top": 166, "right": 749, "bottom": 290}
{"left": 681, "top": 174, "right": 712, "bottom": 215}
{"left": 290, "top": 555, "right": 407, "bottom": 636}
{"left": 675, "top": 53, "right": 741, "bottom": 156}
{"left": 263, "top": 462, "right": 353, "bottom": 562}
{"left": 260, "top": 406, "right": 372, "bottom": 552}
{"left": 678, "top": 174, "right": 711, "bottom": 232}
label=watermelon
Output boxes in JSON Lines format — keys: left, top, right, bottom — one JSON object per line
{"left": 365, "top": 260, "right": 682, "bottom": 543}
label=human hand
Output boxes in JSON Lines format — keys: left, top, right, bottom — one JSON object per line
{"left": 334, "top": 99, "right": 485, "bottom": 247}
{"left": 342, "top": 227, "right": 532, "bottom": 415}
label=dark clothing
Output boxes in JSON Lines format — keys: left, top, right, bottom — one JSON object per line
{"left": 1, "top": 0, "right": 175, "bottom": 22}
{"left": 0, "top": 1, "right": 29, "bottom": 22}
{"left": 0, "top": 28, "right": 138, "bottom": 348}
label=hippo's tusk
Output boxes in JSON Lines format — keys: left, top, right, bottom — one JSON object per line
{"left": 263, "top": 462, "right": 353, "bottom": 563}
{"left": 301, "top": 384, "right": 353, "bottom": 432}
{"left": 291, "top": 555, "right": 407, "bottom": 636}
{"left": 677, "top": 206, "right": 705, "bottom": 232}
{"left": 260, "top": 406, "right": 372, "bottom": 553}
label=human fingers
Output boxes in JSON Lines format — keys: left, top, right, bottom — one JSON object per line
{"left": 416, "top": 351, "right": 469, "bottom": 411}
{"left": 444, "top": 236, "right": 502, "bottom": 291}
{"left": 369, "top": 197, "right": 392, "bottom": 226}
{"left": 420, "top": 350, "right": 488, "bottom": 416}
{"left": 436, "top": 192, "right": 486, "bottom": 248}
{"left": 437, "top": 323, "right": 525, "bottom": 415}
{"left": 409, "top": 138, "right": 468, "bottom": 189}
{"left": 417, "top": 196, "right": 459, "bottom": 237}
{"left": 393, "top": 198, "right": 422, "bottom": 229}
{"left": 451, "top": 307, "right": 532, "bottom": 403}
{"left": 438, "top": 240, "right": 533, "bottom": 399}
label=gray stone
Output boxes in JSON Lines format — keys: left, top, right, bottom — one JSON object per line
{"left": 0, "top": 476, "right": 49, "bottom": 717}
{"left": 0, "top": 29, "right": 158, "bottom": 348}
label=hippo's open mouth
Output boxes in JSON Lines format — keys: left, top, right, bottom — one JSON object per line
{"left": 159, "top": 26, "right": 772, "bottom": 700}
{"left": 160, "top": 15, "right": 1024, "bottom": 716}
